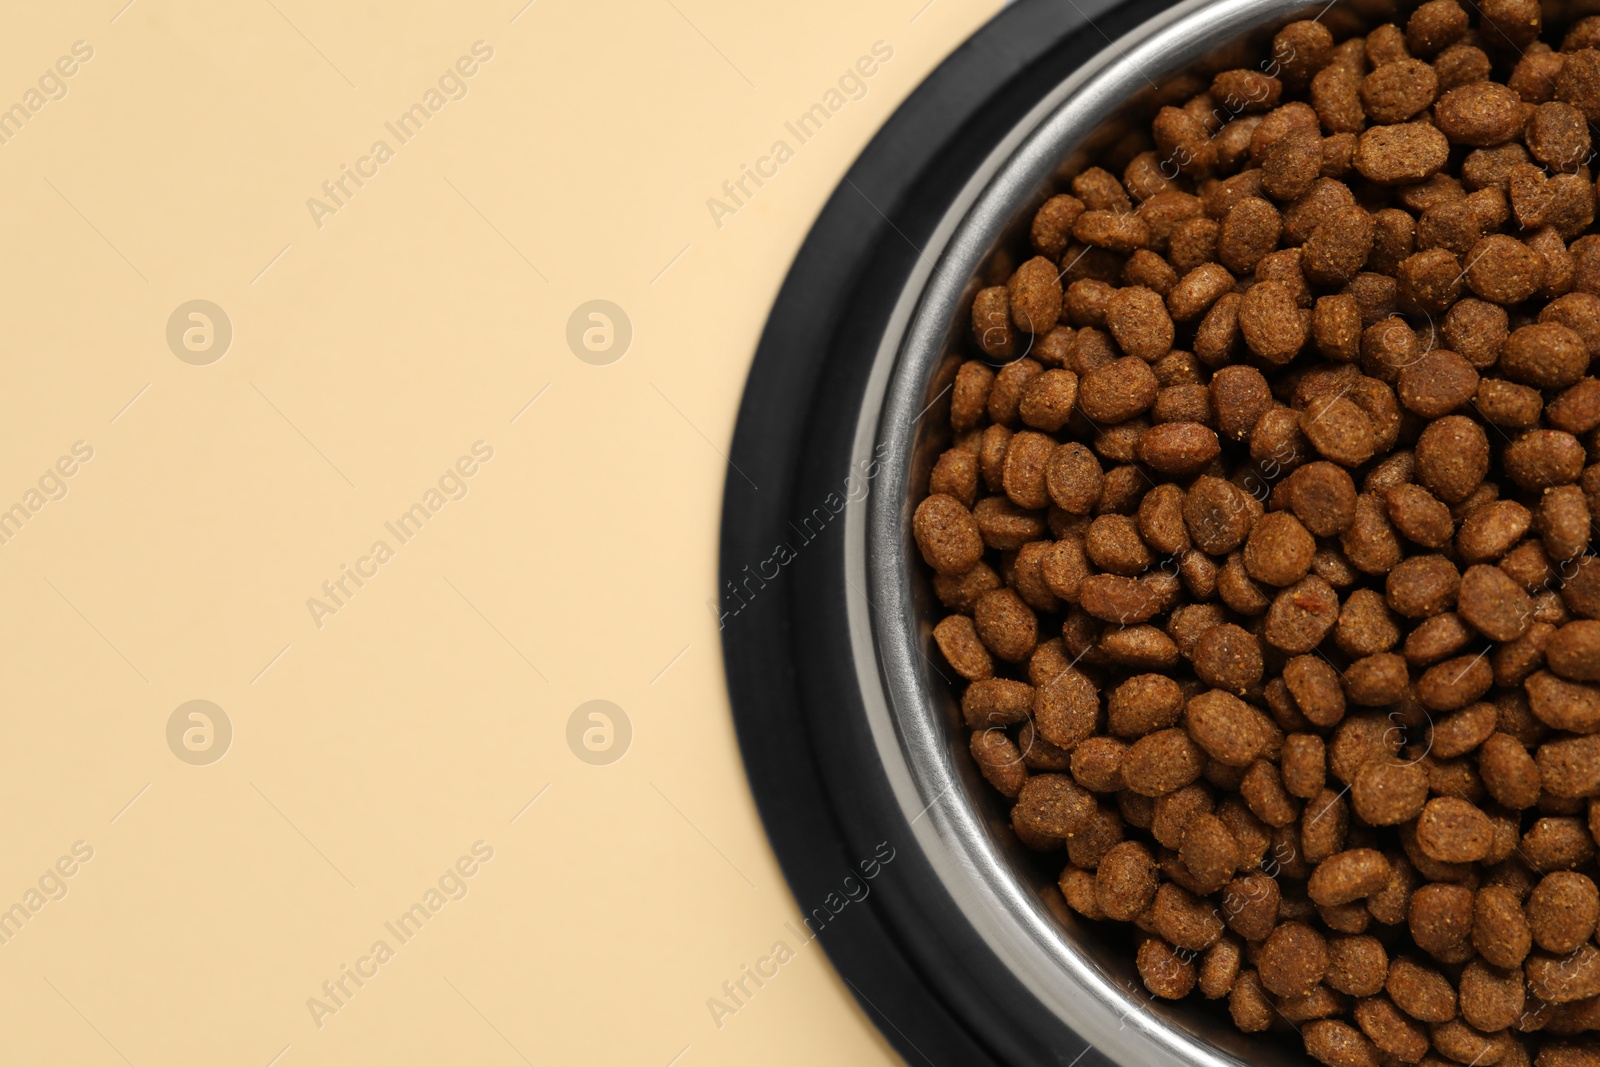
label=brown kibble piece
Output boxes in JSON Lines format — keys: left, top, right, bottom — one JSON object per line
{"left": 1230, "top": 969, "right": 1273, "bottom": 1032}
{"left": 1034, "top": 668, "right": 1098, "bottom": 749}
{"left": 1536, "top": 730, "right": 1600, "bottom": 801}
{"left": 1211, "top": 365, "right": 1272, "bottom": 443}
{"left": 1031, "top": 194, "right": 1085, "bottom": 259}
{"left": 1243, "top": 511, "right": 1316, "bottom": 587}
{"left": 1085, "top": 514, "right": 1151, "bottom": 576}
{"left": 1046, "top": 441, "right": 1102, "bottom": 514}
{"left": 1354, "top": 995, "right": 1430, "bottom": 1061}
{"left": 1304, "top": 206, "right": 1375, "bottom": 287}
{"left": 1137, "top": 936, "right": 1197, "bottom": 999}
{"left": 1259, "top": 921, "right": 1328, "bottom": 997}
{"left": 1310, "top": 850, "right": 1392, "bottom": 906}
{"left": 1481, "top": 733, "right": 1544, "bottom": 810}
{"left": 1386, "top": 956, "right": 1458, "bottom": 1022}
{"left": 1502, "top": 323, "right": 1590, "bottom": 390}
{"left": 1314, "top": 294, "right": 1363, "bottom": 362}
{"left": 1475, "top": 885, "right": 1534, "bottom": 970}
{"left": 1008, "top": 255, "right": 1063, "bottom": 334}
{"left": 1239, "top": 759, "right": 1297, "bottom": 827}
{"left": 1002, "top": 429, "right": 1054, "bottom": 510}
{"left": 1301, "top": 394, "right": 1378, "bottom": 468}
{"left": 1074, "top": 209, "right": 1148, "bottom": 253}
{"left": 1458, "top": 958, "right": 1527, "bottom": 1032}
{"left": 1384, "top": 484, "right": 1454, "bottom": 549}
{"left": 970, "top": 730, "right": 1026, "bottom": 797}
{"left": 1385, "top": 554, "right": 1461, "bottom": 618}
{"left": 1219, "top": 197, "right": 1282, "bottom": 275}
{"left": 929, "top": 448, "right": 979, "bottom": 508}
{"left": 1152, "top": 881, "right": 1225, "bottom": 954}
{"left": 1434, "top": 82, "right": 1525, "bottom": 145}
{"left": 1105, "top": 285, "right": 1174, "bottom": 361}
{"left": 1415, "top": 415, "right": 1489, "bottom": 503}
{"left": 1445, "top": 298, "right": 1510, "bottom": 369}
{"left": 1239, "top": 280, "right": 1307, "bottom": 363}
{"left": 1429, "top": 703, "right": 1498, "bottom": 759}
{"left": 962, "top": 679, "right": 1033, "bottom": 732}
{"left": 1361, "top": 59, "right": 1438, "bottom": 124}
{"left": 1344, "top": 653, "right": 1410, "bottom": 707}
{"left": 1263, "top": 126, "right": 1324, "bottom": 201}
{"left": 1527, "top": 671, "right": 1600, "bottom": 733}
{"left": 951, "top": 361, "right": 993, "bottom": 432}
{"left": 1477, "top": 380, "right": 1545, "bottom": 431}
{"left": 914, "top": 494, "right": 983, "bottom": 575}
{"left": 1123, "top": 728, "right": 1205, "bottom": 796}
{"left": 1264, "top": 576, "right": 1340, "bottom": 654}
{"left": 1337, "top": 588, "right": 1401, "bottom": 660}
{"left": 1407, "top": 881, "right": 1474, "bottom": 957}
{"left": 1197, "top": 937, "right": 1242, "bottom": 999}
{"left": 1014, "top": 774, "right": 1096, "bottom": 839}
{"left": 1416, "top": 796, "right": 1496, "bottom": 863}
{"left": 1526, "top": 101, "right": 1591, "bottom": 172}
{"left": 1221, "top": 872, "right": 1281, "bottom": 942}
{"left": 1058, "top": 866, "right": 1104, "bottom": 919}
{"left": 1526, "top": 943, "right": 1600, "bottom": 1003}
{"left": 1285, "top": 653, "right": 1349, "bottom": 728}
{"left": 1303, "top": 1019, "right": 1379, "bottom": 1067}
{"left": 1018, "top": 369, "right": 1079, "bottom": 433}
{"left": 1283, "top": 733, "right": 1328, "bottom": 799}
{"left": 1186, "top": 688, "right": 1267, "bottom": 767}
{"left": 1556, "top": 47, "right": 1600, "bottom": 121}
{"left": 1180, "top": 812, "right": 1241, "bottom": 895}
{"left": 1537, "top": 483, "right": 1592, "bottom": 565}
{"left": 1352, "top": 760, "right": 1429, "bottom": 826}
{"left": 1505, "top": 430, "right": 1585, "bottom": 491}
{"left": 1153, "top": 106, "right": 1217, "bottom": 178}
{"left": 1137, "top": 422, "right": 1220, "bottom": 476}
{"left": 1430, "top": 1019, "right": 1511, "bottom": 1064}
{"left": 1108, "top": 674, "right": 1184, "bottom": 738}
{"left": 1289, "top": 462, "right": 1359, "bottom": 537}
{"left": 971, "top": 286, "right": 1015, "bottom": 359}
{"left": 1168, "top": 262, "right": 1235, "bottom": 323}
{"left": 1546, "top": 379, "right": 1600, "bottom": 436}
{"left": 1459, "top": 564, "right": 1536, "bottom": 643}
{"left": 1467, "top": 235, "right": 1547, "bottom": 306}
{"left": 1080, "top": 356, "right": 1159, "bottom": 424}
{"left": 1408, "top": 0, "right": 1469, "bottom": 56}
{"left": 1398, "top": 349, "right": 1477, "bottom": 418}
{"left": 973, "top": 588, "right": 1037, "bottom": 663}
{"left": 1096, "top": 840, "right": 1158, "bottom": 921}
{"left": 1354, "top": 123, "right": 1450, "bottom": 184}
{"left": 1547, "top": 621, "right": 1600, "bottom": 682}
{"left": 1183, "top": 475, "right": 1253, "bottom": 555}
{"left": 935, "top": 615, "right": 993, "bottom": 682}
{"left": 1192, "top": 625, "right": 1264, "bottom": 695}
{"left": 1526, "top": 871, "right": 1600, "bottom": 953}
{"left": 1327, "top": 936, "right": 1389, "bottom": 997}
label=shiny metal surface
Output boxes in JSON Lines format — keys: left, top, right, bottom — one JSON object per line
{"left": 850, "top": 0, "right": 1327, "bottom": 1063}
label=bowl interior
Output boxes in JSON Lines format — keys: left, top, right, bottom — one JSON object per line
{"left": 857, "top": 0, "right": 1597, "bottom": 1062}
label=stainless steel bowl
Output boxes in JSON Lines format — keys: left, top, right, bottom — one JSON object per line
{"left": 854, "top": 1, "right": 1334, "bottom": 1063}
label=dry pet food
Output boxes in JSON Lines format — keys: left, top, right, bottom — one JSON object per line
{"left": 916, "top": 2, "right": 1600, "bottom": 1063}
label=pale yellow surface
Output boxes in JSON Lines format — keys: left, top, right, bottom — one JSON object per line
{"left": 0, "top": 0, "right": 998, "bottom": 1064}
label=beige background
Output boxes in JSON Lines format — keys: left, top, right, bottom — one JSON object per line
{"left": 0, "top": 0, "right": 999, "bottom": 1063}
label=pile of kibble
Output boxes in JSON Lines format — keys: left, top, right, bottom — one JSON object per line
{"left": 912, "top": 2, "right": 1600, "bottom": 1065}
